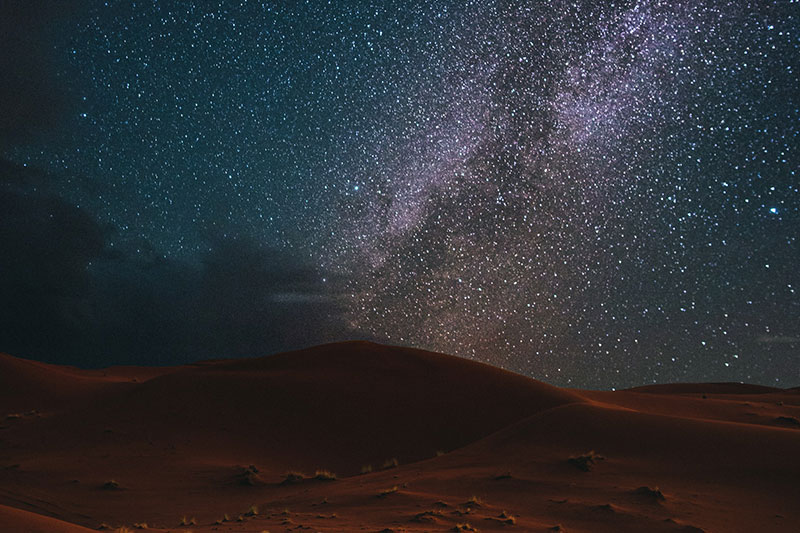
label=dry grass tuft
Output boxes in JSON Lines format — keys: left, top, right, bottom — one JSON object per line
{"left": 492, "top": 511, "right": 516, "bottom": 524}
{"left": 179, "top": 516, "right": 197, "bottom": 526}
{"left": 241, "top": 464, "right": 264, "bottom": 486}
{"left": 377, "top": 485, "right": 399, "bottom": 498}
{"left": 282, "top": 471, "right": 306, "bottom": 484}
{"left": 463, "top": 495, "right": 483, "bottom": 508}
{"left": 568, "top": 450, "right": 604, "bottom": 472}
{"left": 634, "top": 486, "right": 666, "bottom": 501}
{"left": 360, "top": 464, "right": 373, "bottom": 474}
{"left": 412, "top": 510, "right": 443, "bottom": 523}
{"left": 314, "top": 470, "right": 337, "bottom": 481}
{"left": 382, "top": 457, "right": 399, "bottom": 469}
{"left": 246, "top": 504, "right": 259, "bottom": 516}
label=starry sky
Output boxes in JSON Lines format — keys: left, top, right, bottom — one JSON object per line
{"left": 0, "top": 0, "right": 797, "bottom": 389}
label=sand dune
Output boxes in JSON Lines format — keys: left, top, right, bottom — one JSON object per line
{"left": 0, "top": 341, "right": 797, "bottom": 532}
{"left": 0, "top": 504, "right": 94, "bottom": 533}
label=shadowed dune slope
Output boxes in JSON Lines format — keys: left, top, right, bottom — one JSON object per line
{"left": 1, "top": 341, "right": 583, "bottom": 474}
{"left": 0, "top": 353, "right": 107, "bottom": 412}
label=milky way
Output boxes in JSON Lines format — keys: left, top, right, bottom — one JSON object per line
{"left": 3, "top": 0, "right": 798, "bottom": 388}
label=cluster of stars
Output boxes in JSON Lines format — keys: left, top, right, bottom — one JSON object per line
{"left": 6, "top": 0, "right": 798, "bottom": 388}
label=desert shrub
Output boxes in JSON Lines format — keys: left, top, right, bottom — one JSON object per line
{"left": 377, "top": 485, "right": 399, "bottom": 498}
{"left": 314, "top": 470, "right": 337, "bottom": 481}
{"left": 568, "top": 450, "right": 604, "bottom": 472}
{"left": 281, "top": 471, "right": 305, "bottom": 484}
{"left": 381, "top": 458, "right": 399, "bottom": 469}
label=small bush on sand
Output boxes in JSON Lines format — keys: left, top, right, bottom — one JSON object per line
{"left": 241, "top": 464, "right": 264, "bottom": 486}
{"left": 568, "top": 450, "right": 604, "bottom": 472}
{"left": 463, "top": 496, "right": 483, "bottom": 508}
{"left": 314, "top": 470, "right": 337, "bottom": 481}
{"left": 496, "top": 511, "right": 516, "bottom": 524}
{"left": 412, "top": 510, "right": 443, "bottom": 523}
{"left": 382, "top": 458, "right": 399, "bottom": 469}
{"left": 377, "top": 485, "right": 399, "bottom": 498}
{"left": 634, "top": 486, "right": 665, "bottom": 501}
{"left": 281, "top": 471, "right": 305, "bottom": 485}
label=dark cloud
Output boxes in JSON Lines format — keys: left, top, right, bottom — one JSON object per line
{"left": 0, "top": 159, "right": 350, "bottom": 366}
{"left": 0, "top": 1, "right": 81, "bottom": 147}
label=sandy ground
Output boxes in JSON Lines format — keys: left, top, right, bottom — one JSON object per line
{"left": 1, "top": 341, "right": 798, "bottom": 532}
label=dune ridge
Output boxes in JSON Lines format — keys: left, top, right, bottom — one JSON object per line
{"left": 0, "top": 341, "right": 798, "bottom": 532}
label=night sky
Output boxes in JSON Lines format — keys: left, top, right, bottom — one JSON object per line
{"left": 1, "top": 0, "right": 797, "bottom": 389}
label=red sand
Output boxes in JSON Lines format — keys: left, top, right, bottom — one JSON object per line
{"left": 1, "top": 341, "right": 798, "bottom": 532}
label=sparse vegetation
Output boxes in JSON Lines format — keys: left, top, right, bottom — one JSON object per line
{"left": 634, "top": 486, "right": 665, "bottom": 501}
{"left": 241, "top": 464, "right": 264, "bottom": 486}
{"left": 102, "top": 479, "right": 120, "bottom": 490}
{"left": 453, "top": 523, "right": 478, "bottom": 531}
{"left": 494, "top": 511, "right": 516, "bottom": 524}
{"left": 568, "top": 450, "right": 604, "bottom": 472}
{"left": 179, "top": 515, "right": 197, "bottom": 526}
{"left": 282, "top": 471, "right": 306, "bottom": 484}
{"left": 132, "top": 523, "right": 149, "bottom": 529}
{"left": 360, "top": 464, "right": 373, "bottom": 474}
{"left": 314, "top": 469, "right": 337, "bottom": 481}
{"left": 378, "top": 485, "right": 399, "bottom": 498}
{"left": 382, "top": 457, "right": 399, "bottom": 469}
{"left": 246, "top": 504, "right": 259, "bottom": 516}
{"left": 463, "top": 496, "right": 483, "bottom": 508}
{"left": 412, "top": 510, "right": 443, "bottom": 523}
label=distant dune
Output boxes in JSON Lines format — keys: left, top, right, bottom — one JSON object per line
{"left": 0, "top": 341, "right": 798, "bottom": 532}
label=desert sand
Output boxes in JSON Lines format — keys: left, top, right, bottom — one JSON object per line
{"left": 1, "top": 341, "right": 798, "bottom": 532}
